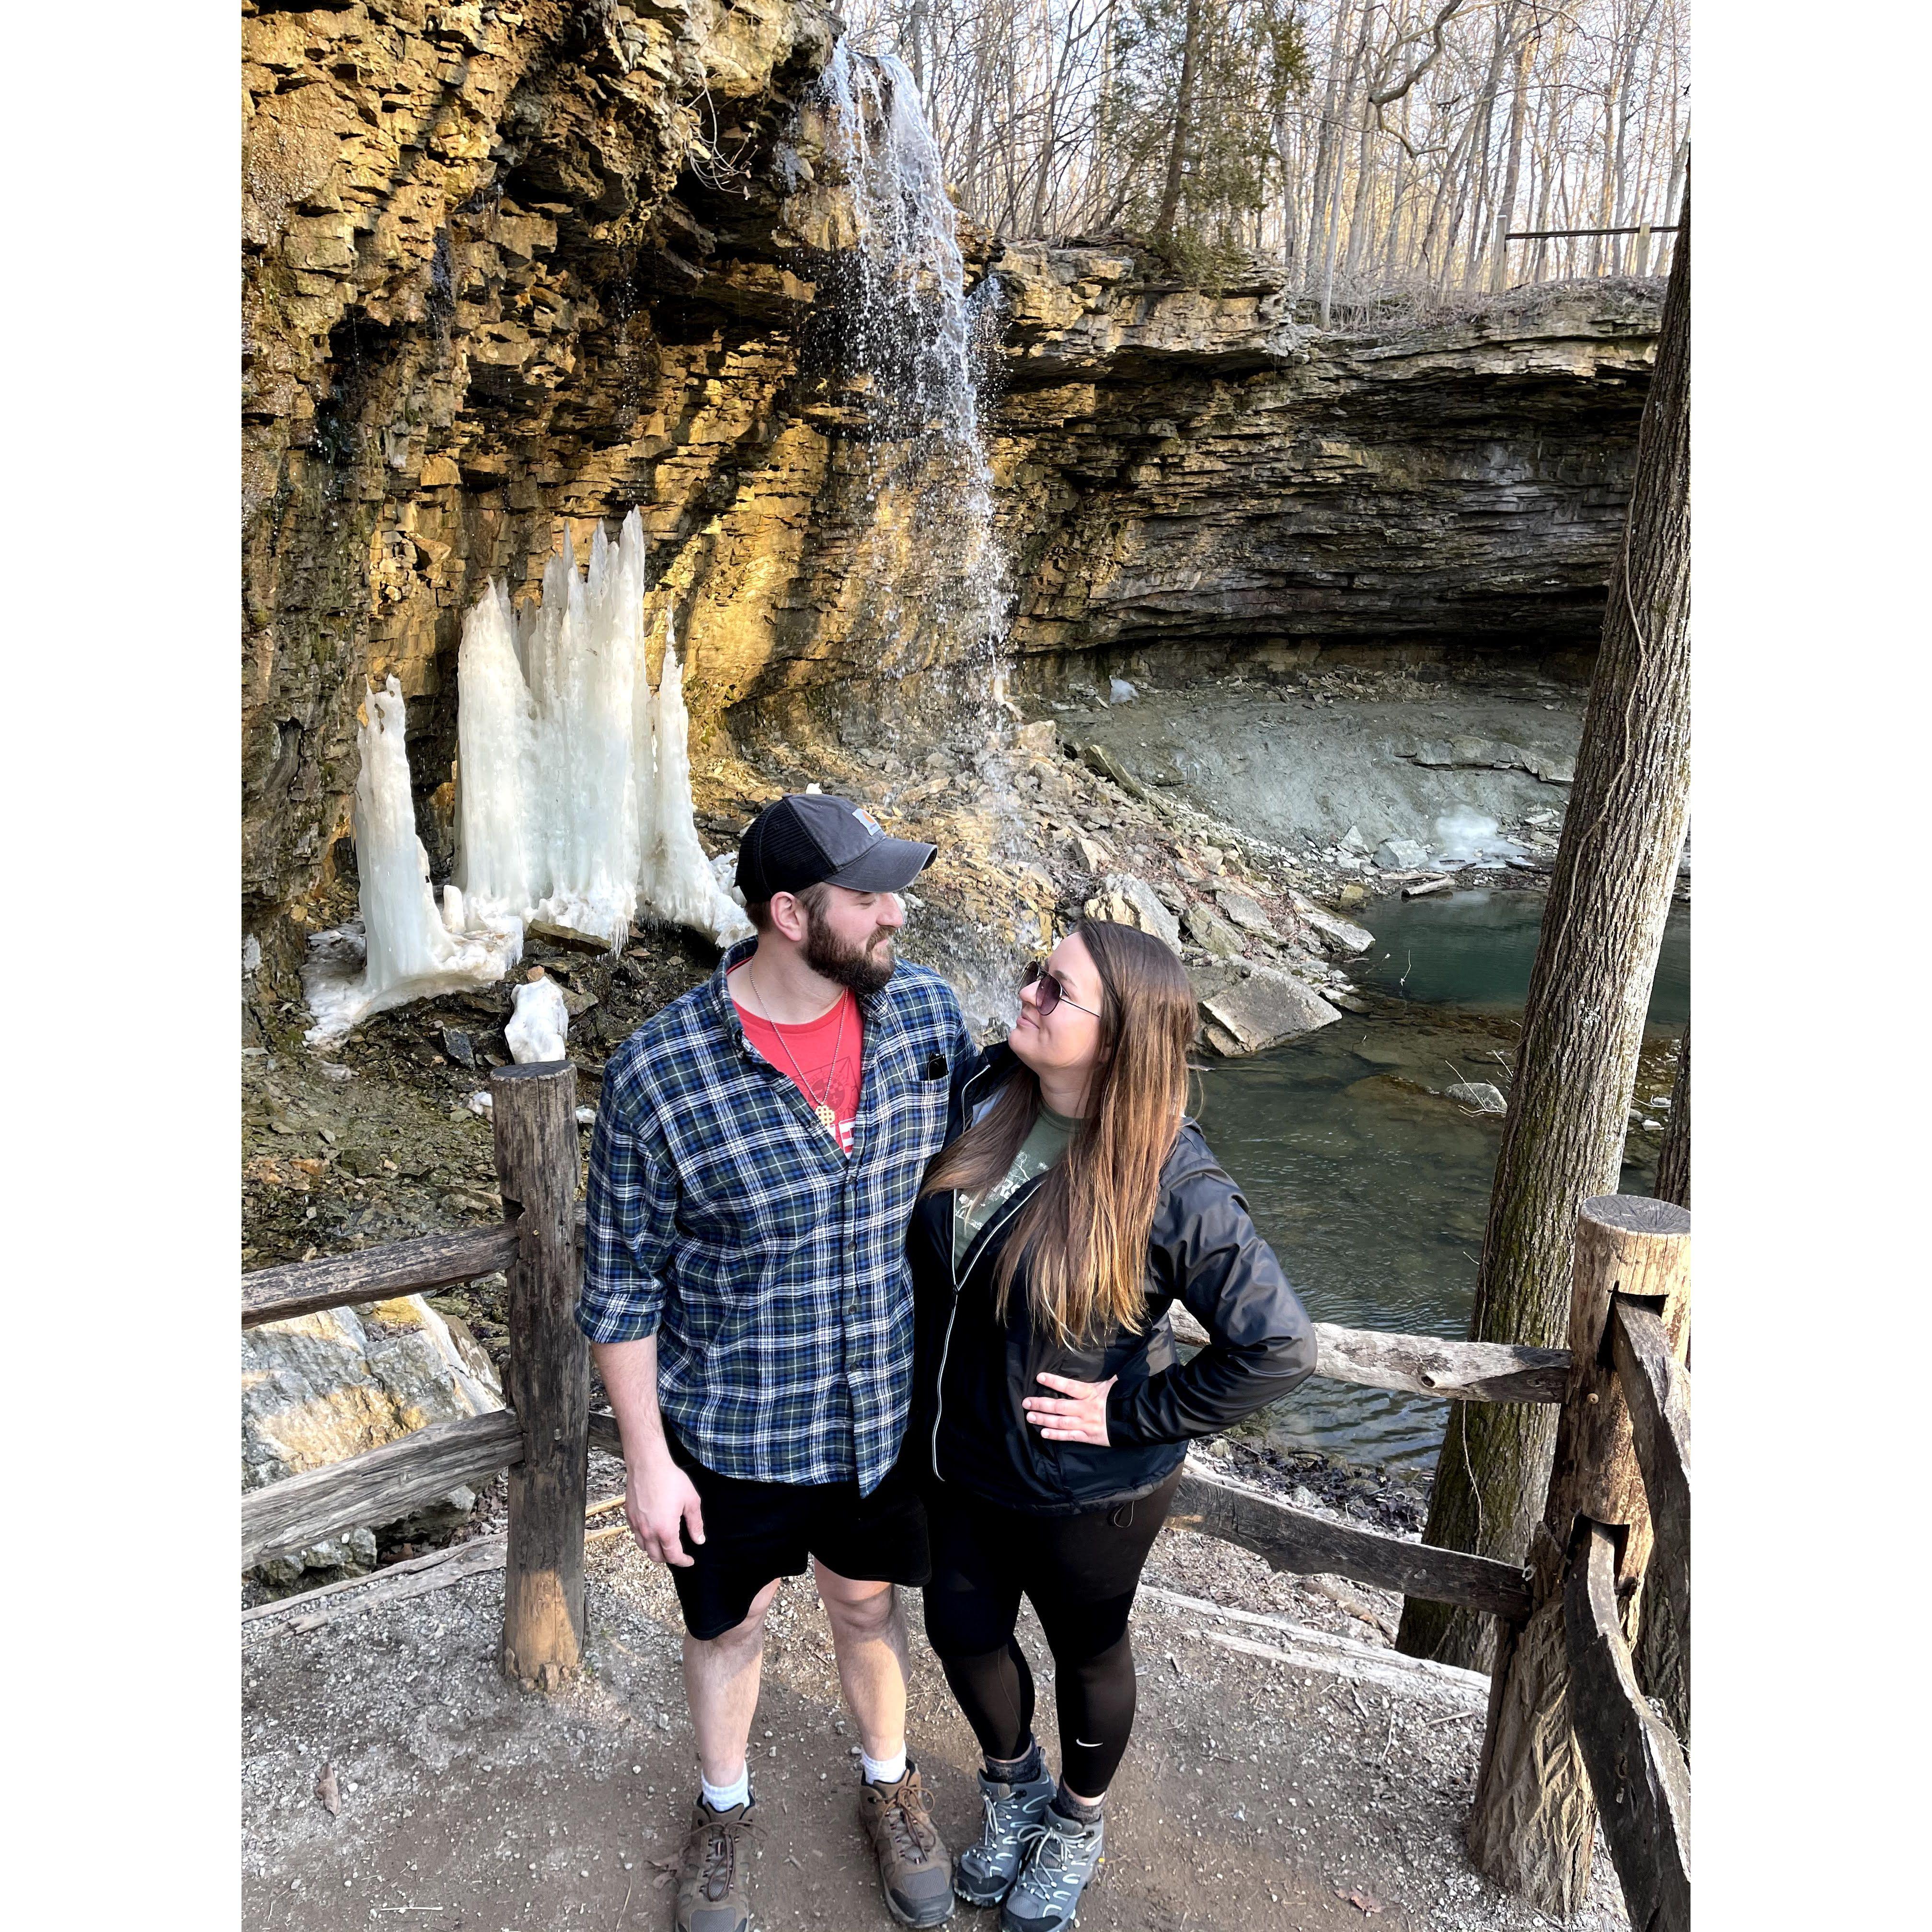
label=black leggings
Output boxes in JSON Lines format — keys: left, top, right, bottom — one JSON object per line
{"left": 922, "top": 1467, "right": 1181, "bottom": 1798}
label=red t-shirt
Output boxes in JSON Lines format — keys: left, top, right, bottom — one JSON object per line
{"left": 730, "top": 973, "right": 864, "bottom": 1154}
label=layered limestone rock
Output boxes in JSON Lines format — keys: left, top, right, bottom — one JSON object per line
{"left": 988, "top": 248, "right": 1661, "bottom": 688}
{"left": 241, "top": 2, "right": 1660, "bottom": 987}
{"left": 242, "top": 0, "right": 844, "bottom": 981}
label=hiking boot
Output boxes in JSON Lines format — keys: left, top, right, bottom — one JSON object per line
{"left": 1000, "top": 1807, "right": 1104, "bottom": 1932}
{"left": 954, "top": 1765, "right": 1056, "bottom": 1907}
{"left": 857, "top": 1762, "right": 955, "bottom": 1927}
{"left": 674, "top": 1796, "right": 756, "bottom": 1932}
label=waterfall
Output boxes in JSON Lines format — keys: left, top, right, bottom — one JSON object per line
{"left": 812, "top": 44, "right": 1009, "bottom": 714}
{"left": 303, "top": 678, "right": 519, "bottom": 1043}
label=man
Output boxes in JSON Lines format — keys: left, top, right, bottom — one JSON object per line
{"left": 578, "top": 793, "right": 977, "bottom": 1932}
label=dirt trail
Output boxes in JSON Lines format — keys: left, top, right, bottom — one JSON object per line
{"left": 242, "top": 1504, "right": 1627, "bottom": 1932}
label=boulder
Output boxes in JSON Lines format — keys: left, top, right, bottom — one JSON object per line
{"left": 1183, "top": 902, "right": 1247, "bottom": 958}
{"left": 1301, "top": 907, "right": 1376, "bottom": 956}
{"left": 1445, "top": 1080, "right": 1508, "bottom": 1114}
{"left": 1078, "top": 742, "right": 1148, "bottom": 800}
{"left": 1214, "top": 885, "right": 1278, "bottom": 938}
{"left": 1374, "top": 837, "right": 1429, "bottom": 870}
{"left": 1085, "top": 874, "right": 1181, "bottom": 952}
{"left": 1193, "top": 963, "right": 1341, "bottom": 1054}
{"left": 242, "top": 1294, "right": 505, "bottom": 1582}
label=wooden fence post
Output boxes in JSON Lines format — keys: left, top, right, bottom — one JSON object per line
{"left": 1464, "top": 1194, "right": 1690, "bottom": 1912}
{"left": 491, "top": 1061, "right": 587, "bottom": 1692}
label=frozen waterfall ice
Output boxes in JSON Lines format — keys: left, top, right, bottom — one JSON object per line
{"left": 303, "top": 678, "right": 520, "bottom": 1044}
{"left": 1433, "top": 807, "right": 1525, "bottom": 865}
{"left": 643, "top": 620, "right": 752, "bottom": 944}
{"left": 452, "top": 512, "right": 748, "bottom": 953}
{"left": 304, "top": 518, "right": 748, "bottom": 1044}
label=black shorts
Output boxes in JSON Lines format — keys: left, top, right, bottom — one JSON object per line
{"left": 662, "top": 1427, "right": 932, "bottom": 1641}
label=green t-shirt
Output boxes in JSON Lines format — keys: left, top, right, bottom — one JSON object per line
{"left": 952, "top": 1104, "right": 1080, "bottom": 1270}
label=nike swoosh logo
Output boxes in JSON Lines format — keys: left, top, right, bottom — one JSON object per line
{"left": 1075, "top": 1738, "right": 1101, "bottom": 1748}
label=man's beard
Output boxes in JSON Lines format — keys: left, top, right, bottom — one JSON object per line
{"left": 803, "top": 912, "right": 897, "bottom": 996}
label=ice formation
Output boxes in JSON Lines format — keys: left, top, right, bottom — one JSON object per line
{"left": 644, "top": 622, "right": 752, "bottom": 943}
{"left": 304, "top": 678, "right": 520, "bottom": 1044}
{"left": 1434, "top": 807, "right": 1525, "bottom": 865}
{"left": 506, "top": 973, "right": 570, "bottom": 1064}
{"left": 450, "top": 512, "right": 749, "bottom": 957}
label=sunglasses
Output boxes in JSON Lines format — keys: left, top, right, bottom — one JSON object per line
{"left": 1020, "top": 959, "right": 1103, "bottom": 1019}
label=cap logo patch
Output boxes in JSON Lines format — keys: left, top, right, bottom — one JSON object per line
{"left": 851, "top": 806, "right": 882, "bottom": 836}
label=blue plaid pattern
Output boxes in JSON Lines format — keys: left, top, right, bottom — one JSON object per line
{"left": 579, "top": 936, "right": 977, "bottom": 1494}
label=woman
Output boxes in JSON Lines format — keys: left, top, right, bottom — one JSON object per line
{"left": 908, "top": 920, "right": 1316, "bottom": 1932}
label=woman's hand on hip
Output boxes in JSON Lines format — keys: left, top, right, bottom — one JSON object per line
{"left": 1024, "top": 1371, "right": 1115, "bottom": 1446}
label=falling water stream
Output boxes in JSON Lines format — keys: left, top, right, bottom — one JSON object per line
{"left": 811, "top": 45, "right": 1010, "bottom": 717}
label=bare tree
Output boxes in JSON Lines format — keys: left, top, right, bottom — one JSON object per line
{"left": 846, "top": 0, "right": 1687, "bottom": 310}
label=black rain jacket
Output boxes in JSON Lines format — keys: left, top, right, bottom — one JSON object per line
{"left": 907, "top": 1043, "right": 1318, "bottom": 1514}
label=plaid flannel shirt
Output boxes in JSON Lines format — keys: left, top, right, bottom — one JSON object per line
{"left": 578, "top": 936, "right": 977, "bottom": 1494}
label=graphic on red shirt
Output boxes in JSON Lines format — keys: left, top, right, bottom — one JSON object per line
{"left": 730, "top": 974, "right": 864, "bottom": 1153}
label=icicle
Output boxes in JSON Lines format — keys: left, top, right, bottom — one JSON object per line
{"left": 641, "top": 614, "right": 752, "bottom": 946}
{"left": 455, "top": 582, "right": 540, "bottom": 925}
{"left": 529, "top": 519, "right": 642, "bottom": 953}
{"left": 304, "top": 678, "right": 518, "bottom": 1043}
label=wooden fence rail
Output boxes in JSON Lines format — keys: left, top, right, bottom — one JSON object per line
{"left": 242, "top": 1410, "right": 525, "bottom": 1569}
{"left": 1564, "top": 1519, "right": 1693, "bottom": 1932}
{"left": 1611, "top": 1295, "right": 1691, "bottom": 1746}
{"left": 583, "top": 1409, "right": 1533, "bottom": 1622}
{"left": 242, "top": 1223, "right": 523, "bottom": 1328}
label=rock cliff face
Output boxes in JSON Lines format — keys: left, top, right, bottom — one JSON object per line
{"left": 987, "top": 250, "right": 1659, "bottom": 690}
{"left": 242, "top": 2, "right": 1659, "bottom": 978}
{"left": 242, "top": 0, "right": 843, "bottom": 978}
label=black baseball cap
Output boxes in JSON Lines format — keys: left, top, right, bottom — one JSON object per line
{"left": 736, "top": 793, "right": 937, "bottom": 903}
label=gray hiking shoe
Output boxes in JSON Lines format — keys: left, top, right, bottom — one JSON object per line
{"left": 954, "top": 1765, "right": 1056, "bottom": 1907}
{"left": 1000, "top": 1808, "right": 1104, "bottom": 1932}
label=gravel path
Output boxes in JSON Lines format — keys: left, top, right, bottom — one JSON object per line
{"left": 243, "top": 1471, "right": 1628, "bottom": 1932}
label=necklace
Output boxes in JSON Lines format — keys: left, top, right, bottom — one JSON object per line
{"left": 745, "top": 964, "right": 849, "bottom": 1138}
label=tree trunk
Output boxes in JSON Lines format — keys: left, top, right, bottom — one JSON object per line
{"left": 1302, "top": 0, "right": 1355, "bottom": 291}
{"left": 1397, "top": 173, "right": 1691, "bottom": 1674}
{"left": 1154, "top": 0, "right": 1206, "bottom": 245}
{"left": 1320, "top": 1, "right": 1376, "bottom": 322}
{"left": 1489, "top": 18, "right": 1534, "bottom": 292}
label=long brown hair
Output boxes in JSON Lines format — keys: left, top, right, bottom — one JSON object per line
{"left": 920, "top": 920, "right": 1198, "bottom": 1346}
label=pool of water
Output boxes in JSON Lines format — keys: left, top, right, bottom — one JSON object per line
{"left": 1190, "top": 886, "right": 1688, "bottom": 1471}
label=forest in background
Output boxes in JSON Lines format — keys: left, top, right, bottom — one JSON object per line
{"left": 844, "top": 0, "right": 1688, "bottom": 316}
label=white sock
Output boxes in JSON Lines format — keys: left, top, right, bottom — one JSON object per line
{"left": 700, "top": 1765, "right": 750, "bottom": 1813}
{"left": 861, "top": 1745, "right": 908, "bottom": 1786}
